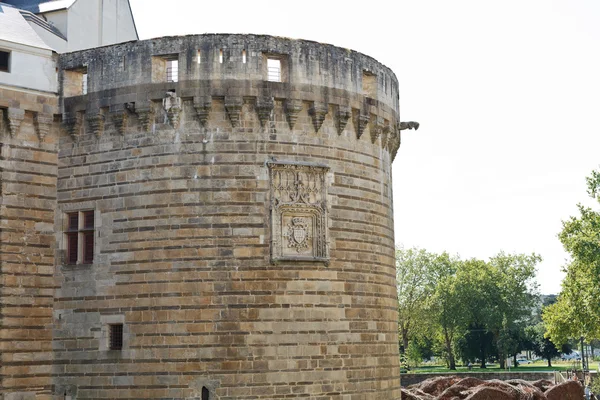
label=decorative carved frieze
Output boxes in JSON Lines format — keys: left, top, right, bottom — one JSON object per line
{"left": 336, "top": 105, "right": 352, "bottom": 135}
{"left": 309, "top": 102, "right": 328, "bottom": 133}
{"left": 33, "top": 112, "right": 52, "bottom": 140}
{"left": 225, "top": 97, "right": 243, "bottom": 128}
{"left": 193, "top": 96, "right": 212, "bottom": 128}
{"left": 355, "top": 110, "right": 370, "bottom": 140}
{"left": 256, "top": 97, "right": 274, "bottom": 127}
{"left": 285, "top": 99, "right": 303, "bottom": 130}
{"left": 63, "top": 112, "right": 83, "bottom": 138}
{"left": 268, "top": 161, "right": 329, "bottom": 264}
{"left": 7, "top": 108, "right": 25, "bottom": 137}
{"left": 86, "top": 111, "right": 105, "bottom": 137}
{"left": 370, "top": 116, "right": 384, "bottom": 144}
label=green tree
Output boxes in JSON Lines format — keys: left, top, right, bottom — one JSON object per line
{"left": 456, "top": 254, "right": 540, "bottom": 368}
{"left": 525, "top": 323, "right": 570, "bottom": 367}
{"left": 427, "top": 253, "right": 463, "bottom": 370}
{"left": 396, "top": 247, "right": 437, "bottom": 354}
{"left": 488, "top": 252, "right": 541, "bottom": 368}
{"left": 544, "top": 169, "right": 600, "bottom": 362}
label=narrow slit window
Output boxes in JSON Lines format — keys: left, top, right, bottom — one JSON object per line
{"left": 267, "top": 58, "right": 281, "bottom": 82}
{"left": 167, "top": 60, "right": 178, "bottom": 82}
{"left": 109, "top": 324, "right": 123, "bottom": 350}
{"left": 197, "top": 50, "right": 201, "bottom": 64}
{"left": 82, "top": 73, "right": 88, "bottom": 94}
{"left": 242, "top": 49, "right": 246, "bottom": 64}
{"left": 219, "top": 49, "right": 223, "bottom": 64}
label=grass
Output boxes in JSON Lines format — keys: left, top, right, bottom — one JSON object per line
{"left": 404, "top": 360, "right": 585, "bottom": 374}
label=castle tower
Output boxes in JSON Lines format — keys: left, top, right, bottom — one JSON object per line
{"left": 54, "top": 34, "right": 401, "bottom": 399}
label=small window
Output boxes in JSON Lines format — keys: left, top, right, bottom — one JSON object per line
{"left": 242, "top": 49, "right": 246, "bottom": 64}
{"left": 202, "top": 386, "right": 209, "bottom": 400}
{"left": 267, "top": 58, "right": 281, "bottom": 82}
{"left": 219, "top": 49, "right": 223, "bottom": 64}
{"left": 0, "top": 50, "right": 10, "bottom": 72}
{"left": 65, "top": 210, "right": 94, "bottom": 265}
{"left": 109, "top": 324, "right": 123, "bottom": 350}
{"left": 82, "top": 73, "right": 88, "bottom": 94}
{"left": 63, "top": 67, "right": 87, "bottom": 96}
{"left": 167, "top": 60, "right": 178, "bottom": 82}
{"left": 197, "top": 50, "right": 201, "bottom": 64}
{"left": 362, "top": 70, "right": 377, "bottom": 98}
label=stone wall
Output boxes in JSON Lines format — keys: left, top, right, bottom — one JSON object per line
{"left": 0, "top": 88, "right": 59, "bottom": 399}
{"left": 52, "top": 34, "right": 401, "bottom": 399}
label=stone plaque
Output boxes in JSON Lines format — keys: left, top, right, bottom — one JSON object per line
{"left": 268, "top": 161, "right": 329, "bottom": 263}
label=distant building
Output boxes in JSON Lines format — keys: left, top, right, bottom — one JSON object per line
{"left": 1, "top": 0, "right": 138, "bottom": 52}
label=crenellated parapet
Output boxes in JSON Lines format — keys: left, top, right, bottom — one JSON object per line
{"left": 58, "top": 34, "right": 402, "bottom": 159}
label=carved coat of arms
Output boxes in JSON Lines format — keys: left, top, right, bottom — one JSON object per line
{"left": 287, "top": 217, "right": 310, "bottom": 252}
{"left": 268, "top": 161, "right": 329, "bottom": 263}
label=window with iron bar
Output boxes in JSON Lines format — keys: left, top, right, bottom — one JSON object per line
{"left": 109, "top": 324, "right": 123, "bottom": 350}
{"left": 167, "top": 60, "right": 178, "bottom": 82}
{"left": 267, "top": 58, "right": 281, "bottom": 82}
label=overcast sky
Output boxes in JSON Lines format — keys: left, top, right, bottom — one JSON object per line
{"left": 130, "top": 0, "right": 600, "bottom": 294}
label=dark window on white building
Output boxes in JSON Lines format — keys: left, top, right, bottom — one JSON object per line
{"left": 0, "top": 50, "right": 10, "bottom": 72}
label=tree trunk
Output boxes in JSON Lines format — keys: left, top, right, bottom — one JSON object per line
{"left": 547, "top": 357, "right": 552, "bottom": 367}
{"left": 479, "top": 331, "right": 486, "bottom": 368}
{"left": 443, "top": 328, "right": 456, "bottom": 370}
{"left": 401, "top": 327, "right": 409, "bottom": 355}
{"left": 580, "top": 337, "right": 586, "bottom": 370}
{"left": 513, "top": 354, "right": 518, "bottom": 367}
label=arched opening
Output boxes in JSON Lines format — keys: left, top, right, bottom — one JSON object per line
{"left": 201, "top": 386, "right": 209, "bottom": 400}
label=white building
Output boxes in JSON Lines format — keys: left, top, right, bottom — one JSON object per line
{"left": 1, "top": 0, "right": 138, "bottom": 53}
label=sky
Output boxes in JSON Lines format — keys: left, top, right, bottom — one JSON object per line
{"left": 129, "top": 0, "right": 600, "bottom": 294}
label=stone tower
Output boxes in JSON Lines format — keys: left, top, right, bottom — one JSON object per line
{"left": 28, "top": 34, "right": 402, "bottom": 399}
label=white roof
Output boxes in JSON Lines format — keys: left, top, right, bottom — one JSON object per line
{"left": 0, "top": 4, "right": 53, "bottom": 50}
{"left": 37, "top": 0, "right": 74, "bottom": 12}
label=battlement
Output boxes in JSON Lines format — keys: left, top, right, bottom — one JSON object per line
{"left": 58, "top": 34, "right": 401, "bottom": 159}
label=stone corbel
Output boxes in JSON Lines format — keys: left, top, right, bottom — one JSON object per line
{"left": 256, "top": 97, "right": 274, "bottom": 127}
{"left": 163, "top": 92, "right": 182, "bottom": 129}
{"left": 33, "top": 112, "right": 52, "bottom": 141}
{"left": 193, "top": 96, "right": 212, "bottom": 128}
{"left": 225, "top": 97, "right": 243, "bottom": 128}
{"left": 136, "top": 101, "right": 155, "bottom": 132}
{"left": 380, "top": 123, "right": 391, "bottom": 149}
{"left": 336, "top": 105, "right": 352, "bottom": 135}
{"left": 370, "top": 116, "right": 384, "bottom": 144}
{"left": 7, "top": 108, "right": 25, "bottom": 137}
{"left": 285, "top": 99, "right": 303, "bottom": 130}
{"left": 389, "top": 123, "right": 401, "bottom": 161}
{"left": 63, "top": 112, "right": 83, "bottom": 138}
{"left": 110, "top": 103, "right": 128, "bottom": 135}
{"left": 86, "top": 110, "right": 105, "bottom": 137}
{"left": 309, "top": 102, "right": 328, "bottom": 133}
{"left": 355, "top": 110, "right": 370, "bottom": 140}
